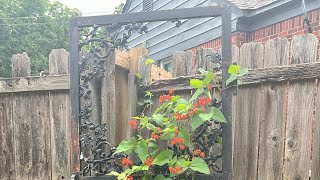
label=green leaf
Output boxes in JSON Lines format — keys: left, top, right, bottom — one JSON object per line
{"left": 203, "top": 71, "right": 214, "bottom": 85}
{"left": 226, "top": 74, "right": 238, "bottom": 86}
{"left": 160, "top": 132, "right": 175, "bottom": 140}
{"left": 190, "top": 89, "right": 204, "bottom": 102}
{"left": 146, "top": 123, "right": 156, "bottom": 131}
{"left": 218, "top": 137, "right": 223, "bottom": 145}
{"left": 238, "top": 68, "right": 248, "bottom": 76}
{"left": 171, "top": 95, "right": 180, "bottom": 102}
{"left": 141, "top": 116, "right": 150, "bottom": 127}
{"left": 108, "top": 171, "right": 120, "bottom": 176}
{"left": 117, "top": 172, "right": 126, "bottom": 180}
{"left": 137, "top": 101, "right": 145, "bottom": 106}
{"left": 154, "top": 174, "right": 166, "bottom": 180}
{"left": 148, "top": 142, "right": 158, "bottom": 148}
{"left": 211, "top": 107, "right": 226, "bottom": 123}
{"left": 145, "top": 59, "right": 155, "bottom": 65}
{"left": 190, "top": 79, "right": 203, "bottom": 89}
{"left": 190, "top": 157, "right": 210, "bottom": 174}
{"left": 179, "top": 127, "right": 190, "bottom": 146}
{"left": 168, "top": 156, "right": 178, "bottom": 166}
{"left": 135, "top": 73, "right": 142, "bottom": 79}
{"left": 191, "top": 113, "right": 206, "bottom": 130}
{"left": 228, "top": 64, "right": 241, "bottom": 74}
{"left": 152, "top": 150, "right": 174, "bottom": 166}
{"left": 144, "top": 99, "right": 153, "bottom": 105}
{"left": 199, "top": 112, "right": 214, "bottom": 121}
{"left": 135, "top": 140, "right": 149, "bottom": 162}
{"left": 114, "top": 137, "right": 137, "bottom": 155}
{"left": 145, "top": 91, "right": 153, "bottom": 98}
{"left": 175, "top": 104, "right": 188, "bottom": 111}
{"left": 198, "top": 68, "right": 207, "bottom": 74}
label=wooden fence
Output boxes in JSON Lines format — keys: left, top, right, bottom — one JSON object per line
{"left": 0, "top": 47, "right": 171, "bottom": 180}
{"left": 142, "top": 34, "right": 320, "bottom": 179}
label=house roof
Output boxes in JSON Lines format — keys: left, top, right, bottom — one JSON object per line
{"left": 226, "top": 0, "right": 281, "bottom": 9}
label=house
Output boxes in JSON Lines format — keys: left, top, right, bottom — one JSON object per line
{"left": 121, "top": 0, "right": 320, "bottom": 72}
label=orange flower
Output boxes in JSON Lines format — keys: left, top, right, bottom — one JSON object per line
{"left": 169, "top": 89, "right": 175, "bottom": 95}
{"left": 200, "top": 152, "right": 205, "bottom": 158}
{"left": 193, "top": 149, "right": 201, "bottom": 156}
{"left": 159, "top": 95, "right": 165, "bottom": 103}
{"left": 122, "top": 158, "right": 133, "bottom": 167}
{"left": 179, "top": 144, "right": 185, "bottom": 150}
{"left": 166, "top": 95, "right": 172, "bottom": 101}
{"left": 126, "top": 176, "right": 134, "bottom": 180}
{"left": 169, "top": 166, "right": 183, "bottom": 174}
{"left": 129, "top": 119, "right": 139, "bottom": 130}
{"left": 174, "top": 129, "right": 179, "bottom": 135}
{"left": 171, "top": 137, "right": 184, "bottom": 146}
{"left": 145, "top": 157, "right": 154, "bottom": 167}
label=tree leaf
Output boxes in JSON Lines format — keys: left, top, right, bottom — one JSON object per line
{"left": 190, "top": 79, "right": 203, "bottom": 89}
{"left": 211, "top": 107, "right": 226, "bottom": 123}
{"left": 190, "top": 157, "right": 210, "bottom": 174}
{"left": 203, "top": 71, "right": 214, "bottom": 85}
{"left": 226, "top": 74, "right": 238, "bottom": 86}
{"left": 190, "top": 89, "right": 204, "bottom": 102}
{"left": 238, "top": 68, "right": 248, "bottom": 76}
{"left": 199, "top": 112, "right": 214, "bottom": 121}
{"left": 154, "top": 174, "right": 166, "bottom": 180}
{"left": 145, "top": 59, "right": 155, "bottom": 65}
{"left": 179, "top": 127, "right": 190, "bottom": 146}
{"left": 114, "top": 137, "right": 137, "bottom": 155}
{"left": 228, "top": 64, "right": 241, "bottom": 74}
{"left": 135, "top": 140, "right": 149, "bottom": 162}
{"left": 160, "top": 132, "right": 175, "bottom": 140}
{"left": 175, "top": 104, "right": 188, "bottom": 111}
{"left": 191, "top": 113, "right": 206, "bottom": 130}
{"left": 152, "top": 150, "right": 174, "bottom": 166}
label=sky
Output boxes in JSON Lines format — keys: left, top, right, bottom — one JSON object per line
{"left": 56, "top": 0, "right": 126, "bottom": 16}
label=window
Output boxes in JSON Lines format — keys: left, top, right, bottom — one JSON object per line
{"left": 143, "top": 0, "right": 153, "bottom": 11}
{"left": 160, "top": 59, "right": 172, "bottom": 73}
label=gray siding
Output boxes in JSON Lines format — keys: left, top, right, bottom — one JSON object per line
{"left": 121, "top": 0, "right": 242, "bottom": 60}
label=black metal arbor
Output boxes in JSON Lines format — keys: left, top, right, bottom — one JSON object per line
{"left": 70, "top": 5, "right": 232, "bottom": 180}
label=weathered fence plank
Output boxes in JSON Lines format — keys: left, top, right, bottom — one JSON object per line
{"left": 138, "top": 56, "right": 152, "bottom": 85}
{"left": 50, "top": 90, "right": 71, "bottom": 180}
{"left": 129, "top": 47, "right": 148, "bottom": 73}
{"left": 172, "top": 51, "right": 187, "bottom": 77}
{"left": 13, "top": 92, "right": 33, "bottom": 180}
{"left": 312, "top": 80, "right": 320, "bottom": 179}
{"left": 0, "top": 75, "right": 70, "bottom": 93}
{"left": 30, "top": 92, "right": 51, "bottom": 179}
{"left": 257, "top": 38, "right": 289, "bottom": 180}
{"left": 11, "top": 52, "right": 31, "bottom": 77}
{"left": 0, "top": 94, "right": 15, "bottom": 180}
{"left": 127, "top": 73, "right": 138, "bottom": 140}
{"left": 49, "top": 49, "right": 70, "bottom": 75}
{"left": 283, "top": 34, "right": 318, "bottom": 180}
{"left": 101, "top": 50, "right": 117, "bottom": 145}
{"left": 233, "top": 42, "right": 264, "bottom": 180}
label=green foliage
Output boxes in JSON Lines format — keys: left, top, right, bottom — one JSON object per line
{"left": 226, "top": 64, "right": 248, "bottom": 86}
{"left": 114, "top": 69, "right": 227, "bottom": 179}
{"left": 0, "top": 0, "right": 81, "bottom": 77}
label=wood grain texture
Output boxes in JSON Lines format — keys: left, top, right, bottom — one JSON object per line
{"left": 233, "top": 42, "right": 264, "bottom": 180}
{"left": 185, "top": 51, "right": 193, "bottom": 76}
{"left": 150, "top": 64, "right": 172, "bottom": 81}
{"left": 49, "top": 49, "right": 70, "bottom": 75}
{"left": 0, "top": 75, "right": 70, "bottom": 93}
{"left": 201, "top": 48, "right": 214, "bottom": 71}
{"left": 50, "top": 90, "right": 71, "bottom": 180}
{"left": 127, "top": 73, "right": 138, "bottom": 140}
{"left": 13, "top": 92, "right": 33, "bottom": 180}
{"left": 172, "top": 51, "right": 187, "bottom": 77}
{"left": 311, "top": 80, "right": 320, "bottom": 179}
{"left": 283, "top": 34, "right": 318, "bottom": 180}
{"left": 29, "top": 91, "right": 51, "bottom": 179}
{"left": 101, "top": 51, "right": 116, "bottom": 146}
{"left": 129, "top": 47, "right": 148, "bottom": 73}
{"left": 11, "top": 52, "right": 30, "bottom": 77}
{"left": 257, "top": 38, "right": 289, "bottom": 180}
{"left": 115, "top": 49, "right": 130, "bottom": 70}
{"left": 115, "top": 68, "right": 129, "bottom": 144}
{"left": 0, "top": 93, "right": 15, "bottom": 180}
{"left": 138, "top": 56, "right": 152, "bottom": 85}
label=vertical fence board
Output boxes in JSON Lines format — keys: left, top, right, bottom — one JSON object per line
{"left": 115, "top": 68, "right": 129, "bottom": 144}
{"left": 30, "top": 92, "right": 51, "bottom": 179}
{"left": 101, "top": 51, "right": 116, "bottom": 146}
{"left": 312, "top": 81, "right": 320, "bottom": 179}
{"left": 13, "top": 93, "right": 33, "bottom": 180}
{"left": 127, "top": 73, "right": 138, "bottom": 140}
{"left": 11, "top": 52, "right": 31, "bottom": 77}
{"left": 0, "top": 93, "right": 15, "bottom": 180}
{"left": 185, "top": 51, "right": 193, "bottom": 76}
{"left": 233, "top": 42, "right": 263, "bottom": 180}
{"left": 138, "top": 56, "right": 152, "bottom": 85}
{"left": 202, "top": 48, "right": 214, "bottom": 71}
{"left": 50, "top": 90, "right": 71, "bottom": 180}
{"left": 258, "top": 38, "right": 289, "bottom": 180}
{"left": 172, "top": 52, "right": 187, "bottom": 77}
{"left": 284, "top": 34, "right": 318, "bottom": 180}
{"left": 49, "top": 49, "right": 70, "bottom": 75}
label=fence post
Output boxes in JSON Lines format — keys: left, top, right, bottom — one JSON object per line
{"left": 49, "top": 49, "right": 70, "bottom": 75}
{"left": 11, "top": 52, "right": 30, "bottom": 77}
{"left": 138, "top": 56, "right": 152, "bottom": 85}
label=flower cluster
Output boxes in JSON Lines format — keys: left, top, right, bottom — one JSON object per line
{"left": 126, "top": 176, "right": 134, "bottom": 180}
{"left": 169, "top": 166, "right": 183, "bottom": 174}
{"left": 121, "top": 157, "right": 133, "bottom": 167}
{"left": 175, "top": 112, "right": 188, "bottom": 121}
{"left": 193, "top": 149, "right": 205, "bottom": 158}
{"left": 145, "top": 157, "right": 154, "bottom": 167}
{"left": 129, "top": 119, "right": 139, "bottom": 130}
{"left": 170, "top": 137, "right": 184, "bottom": 146}
{"left": 197, "top": 97, "right": 211, "bottom": 106}
{"left": 151, "top": 127, "right": 162, "bottom": 140}
{"left": 159, "top": 94, "right": 172, "bottom": 103}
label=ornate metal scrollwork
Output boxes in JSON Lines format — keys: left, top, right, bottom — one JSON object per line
{"left": 206, "top": 51, "right": 222, "bottom": 72}
{"left": 78, "top": 22, "right": 147, "bottom": 176}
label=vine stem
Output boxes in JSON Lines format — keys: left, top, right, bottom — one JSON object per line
{"left": 192, "top": 171, "right": 195, "bottom": 180}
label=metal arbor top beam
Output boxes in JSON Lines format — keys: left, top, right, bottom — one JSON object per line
{"left": 73, "top": 6, "right": 229, "bottom": 27}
